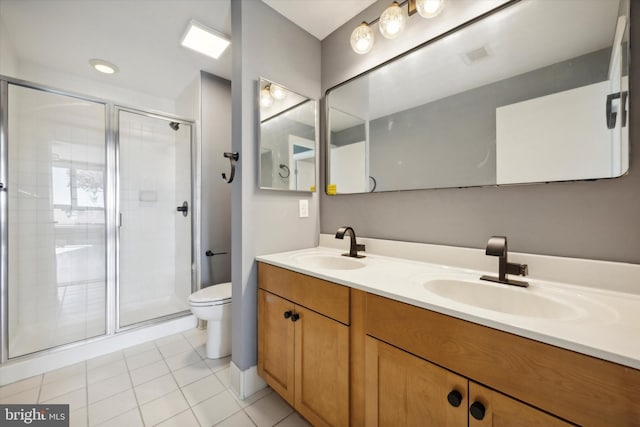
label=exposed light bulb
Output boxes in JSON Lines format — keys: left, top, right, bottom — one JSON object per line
{"left": 269, "top": 83, "right": 287, "bottom": 100}
{"left": 350, "top": 22, "right": 375, "bottom": 54}
{"left": 379, "top": 2, "right": 406, "bottom": 39}
{"left": 416, "top": 0, "right": 445, "bottom": 18}
{"left": 260, "top": 87, "right": 274, "bottom": 108}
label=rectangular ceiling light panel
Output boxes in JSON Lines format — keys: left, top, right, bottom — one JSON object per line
{"left": 181, "top": 19, "right": 230, "bottom": 60}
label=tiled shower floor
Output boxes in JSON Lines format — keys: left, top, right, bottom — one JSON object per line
{"left": 0, "top": 329, "right": 310, "bottom": 427}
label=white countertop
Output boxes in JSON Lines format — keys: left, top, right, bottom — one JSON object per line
{"left": 257, "top": 246, "right": 640, "bottom": 370}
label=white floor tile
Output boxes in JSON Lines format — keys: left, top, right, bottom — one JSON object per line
{"left": 139, "top": 389, "right": 189, "bottom": 426}
{"left": 215, "top": 410, "right": 257, "bottom": 427}
{"left": 87, "top": 359, "right": 127, "bottom": 385}
{"left": 274, "top": 412, "right": 312, "bottom": 427}
{"left": 41, "top": 387, "right": 87, "bottom": 413}
{"left": 129, "top": 359, "right": 170, "bottom": 386}
{"left": 95, "top": 408, "right": 143, "bottom": 427}
{"left": 156, "top": 409, "right": 200, "bottom": 427}
{"left": 70, "top": 407, "right": 88, "bottom": 427}
{"left": 2, "top": 386, "right": 40, "bottom": 404}
{"left": 125, "top": 347, "right": 163, "bottom": 371}
{"left": 183, "top": 329, "right": 207, "bottom": 347}
{"left": 157, "top": 338, "right": 194, "bottom": 358}
{"left": 204, "top": 355, "right": 232, "bottom": 373}
{"left": 88, "top": 388, "right": 138, "bottom": 427}
{"left": 215, "top": 366, "right": 231, "bottom": 388}
{"left": 0, "top": 375, "right": 42, "bottom": 398}
{"left": 232, "top": 387, "right": 273, "bottom": 409}
{"left": 244, "top": 392, "right": 294, "bottom": 427}
{"left": 88, "top": 372, "right": 131, "bottom": 404}
{"left": 192, "top": 391, "right": 242, "bottom": 427}
{"left": 172, "top": 360, "right": 213, "bottom": 387}
{"left": 164, "top": 349, "right": 202, "bottom": 371}
{"left": 180, "top": 374, "right": 226, "bottom": 406}
{"left": 133, "top": 373, "right": 178, "bottom": 405}
{"left": 39, "top": 374, "right": 86, "bottom": 402}
{"left": 43, "top": 362, "right": 86, "bottom": 384}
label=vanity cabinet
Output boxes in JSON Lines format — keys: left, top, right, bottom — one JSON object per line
{"left": 362, "top": 292, "right": 640, "bottom": 427}
{"left": 364, "top": 336, "right": 570, "bottom": 426}
{"left": 258, "top": 263, "right": 350, "bottom": 427}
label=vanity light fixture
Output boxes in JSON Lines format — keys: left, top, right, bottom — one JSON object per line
{"left": 260, "top": 86, "right": 275, "bottom": 108}
{"left": 260, "top": 83, "right": 289, "bottom": 107}
{"left": 89, "top": 58, "right": 119, "bottom": 74}
{"left": 269, "top": 83, "right": 287, "bottom": 101}
{"left": 350, "top": 0, "right": 445, "bottom": 54}
{"left": 181, "top": 19, "right": 230, "bottom": 60}
{"left": 350, "top": 22, "right": 375, "bottom": 54}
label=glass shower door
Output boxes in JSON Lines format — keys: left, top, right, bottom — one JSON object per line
{"left": 118, "top": 110, "right": 192, "bottom": 328}
{"left": 6, "top": 84, "right": 107, "bottom": 358}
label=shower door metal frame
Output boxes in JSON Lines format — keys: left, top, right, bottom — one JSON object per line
{"left": 113, "top": 105, "right": 197, "bottom": 333}
{"left": 0, "top": 75, "right": 199, "bottom": 364}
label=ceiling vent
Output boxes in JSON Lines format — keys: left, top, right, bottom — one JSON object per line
{"left": 461, "top": 45, "right": 491, "bottom": 65}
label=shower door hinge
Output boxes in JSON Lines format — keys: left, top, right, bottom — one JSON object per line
{"left": 118, "top": 212, "right": 123, "bottom": 227}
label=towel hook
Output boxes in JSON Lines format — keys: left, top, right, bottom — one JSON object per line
{"left": 222, "top": 152, "right": 239, "bottom": 183}
{"left": 278, "top": 164, "right": 290, "bottom": 179}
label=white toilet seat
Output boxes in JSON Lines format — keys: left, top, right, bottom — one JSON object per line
{"left": 189, "top": 282, "right": 232, "bottom": 306}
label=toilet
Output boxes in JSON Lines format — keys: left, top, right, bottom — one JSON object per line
{"left": 188, "top": 282, "right": 232, "bottom": 359}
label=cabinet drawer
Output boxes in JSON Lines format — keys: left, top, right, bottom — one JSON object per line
{"left": 365, "top": 292, "right": 640, "bottom": 426}
{"left": 258, "top": 263, "right": 350, "bottom": 324}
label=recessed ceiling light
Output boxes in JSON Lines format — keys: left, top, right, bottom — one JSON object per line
{"left": 89, "top": 58, "right": 119, "bottom": 74}
{"left": 181, "top": 20, "right": 230, "bottom": 60}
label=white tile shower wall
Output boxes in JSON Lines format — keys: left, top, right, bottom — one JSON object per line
{"left": 7, "top": 85, "right": 107, "bottom": 357}
{"left": 119, "top": 115, "right": 177, "bottom": 306}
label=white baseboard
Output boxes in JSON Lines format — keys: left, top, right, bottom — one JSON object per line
{"left": 0, "top": 315, "right": 197, "bottom": 386}
{"left": 229, "top": 362, "right": 267, "bottom": 400}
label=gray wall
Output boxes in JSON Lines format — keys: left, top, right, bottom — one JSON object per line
{"left": 200, "top": 72, "right": 232, "bottom": 286}
{"left": 320, "top": 0, "right": 640, "bottom": 264}
{"left": 231, "top": 0, "right": 321, "bottom": 371}
{"left": 367, "top": 48, "right": 609, "bottom": 191}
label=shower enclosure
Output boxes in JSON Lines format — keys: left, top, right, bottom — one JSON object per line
{"left": 0, "top": 78, "right": 196, "bottom": 362}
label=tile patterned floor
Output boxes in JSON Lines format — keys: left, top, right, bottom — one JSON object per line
{"left": 0, "top": 329, "right": 312, "bottom": 427}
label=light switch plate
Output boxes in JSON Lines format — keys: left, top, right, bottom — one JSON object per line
{"left": 299, "top": 199, "right": 309, "bottom": 218}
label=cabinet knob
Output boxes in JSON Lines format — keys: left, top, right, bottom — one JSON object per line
{"left": 291, "top": 313, "right": 300, "bottom": 322}
{"left": 469, "top": 401, "right": 486, "bottom": 420}
{"left": 283, "top": 310, "right": 292, "bottom": 319}
{"left": 447, "top": 390, "right": 462, "bottom": 407}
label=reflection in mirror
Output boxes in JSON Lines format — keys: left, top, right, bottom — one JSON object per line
{"left": 327, "top": 0, "right": 629, "bottom": 194}
{"left": 259, "top": 78, "right": 317, "bottom": 192}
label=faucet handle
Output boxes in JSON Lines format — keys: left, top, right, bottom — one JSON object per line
{"left": 356, "top": 243, "right": 366, "bottom": 252}
{"left": 519, "top": 264, "right": 528, "bottom": 276}
{"left": 485, "top": 236, "right": 507, "bottom": 257}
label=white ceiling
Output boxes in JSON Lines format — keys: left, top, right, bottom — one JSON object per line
{"left": 0, "top": 0, "right": 232, "bottom": 103}
{"left": 261, "top": 0, "right": 378, "bottom": 40}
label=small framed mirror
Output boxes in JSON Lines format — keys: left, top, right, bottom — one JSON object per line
{"left": 259, "top": 78, "right": 317, "bottom": 192}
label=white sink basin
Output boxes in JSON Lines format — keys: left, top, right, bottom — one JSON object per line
{"left": 292, "top": 253, "right": 366, "bottom": 270}
{"left": 423, "top": 279, "right": 580, "bottom": 319}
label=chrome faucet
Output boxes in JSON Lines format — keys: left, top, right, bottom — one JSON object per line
{"left": 335, "top": 226, "right": 366, "bottom": 258}
{"left": 480, "top": 236, "right": 528, "bottom": 287}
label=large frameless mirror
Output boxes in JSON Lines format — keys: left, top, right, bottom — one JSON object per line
{"left": 259, "top": 78, "right": 317, "bottom": 192}
{"left": 326, "top": 0, "right": 629, "bottom": 194}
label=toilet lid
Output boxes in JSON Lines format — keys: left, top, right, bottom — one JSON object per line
{"left": 189, "top": 282, "right": 232, "bottom": 304}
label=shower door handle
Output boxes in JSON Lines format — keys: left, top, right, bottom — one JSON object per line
{"left": 0, "top": 182, "right": 5, "bottom": 191}
{"left": 177, "top": 201, "right": 188, "bottom": 217}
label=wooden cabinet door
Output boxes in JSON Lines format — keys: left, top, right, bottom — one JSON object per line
{"left": 364, "top": 336, "right": 468, "bottom": 427}
{"left": 294, "top": 305, "right": 349, "bottom": 427}
{"left": 257, "top": 290, "right": 295, "bottom": 405}
{"left": 468, "top": 382, "right": 572, "bottom": 427}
